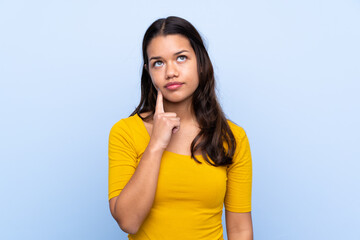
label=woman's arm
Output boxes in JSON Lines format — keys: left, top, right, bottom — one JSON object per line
{"left": 109, "top": 90, "right": 180, "bottom": 234}
{"left": 109, "top": 143, "right": 163, "bottom": 234}
{"left": 225, "top": 210, "right": 253, "bottom": 240}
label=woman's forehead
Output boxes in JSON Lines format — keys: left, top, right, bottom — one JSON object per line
{"left": 147, "top": 34, "right": 193, "bottom": 58}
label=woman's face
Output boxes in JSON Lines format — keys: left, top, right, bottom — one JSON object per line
{"left": 146, "top": 34, "right": 199, "bottom": 104}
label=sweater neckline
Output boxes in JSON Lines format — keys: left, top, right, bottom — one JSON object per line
{"left": 135, "top": 113, "right": 203, "bottom": 158}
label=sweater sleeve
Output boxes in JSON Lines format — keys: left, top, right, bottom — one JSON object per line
{"left": 224, "top": 125, "right": 252, "bottom": 212}
{"left": 108, "top": 119, "right": 138, "bottom": 200}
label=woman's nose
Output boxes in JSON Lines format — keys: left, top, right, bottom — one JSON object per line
{"left": 165, "top": 62, "right": 179, "bottom": 79}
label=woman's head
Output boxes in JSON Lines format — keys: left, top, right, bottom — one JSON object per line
{"left": 146, "top": 34, "right": 199, "bottom": 104}
{"left": 137, "top": 16, "right": 215, "bottom": 117}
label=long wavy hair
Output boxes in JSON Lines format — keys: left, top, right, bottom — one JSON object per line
{"left": 130, "top": 16, "right": 236, "bottom": 166}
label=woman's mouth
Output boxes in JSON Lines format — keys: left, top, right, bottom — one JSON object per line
{"left": 165, "top": 82, "right": 183, "bottom": 90}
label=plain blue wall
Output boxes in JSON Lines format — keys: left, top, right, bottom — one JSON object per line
{"left": 1, "top": 0, "right": 359, "bottom": 239}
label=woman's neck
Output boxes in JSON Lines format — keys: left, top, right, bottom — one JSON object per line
{"left": 163, "top": 98, "right": 198, "bottom": 126}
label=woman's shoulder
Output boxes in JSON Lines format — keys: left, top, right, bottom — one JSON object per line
{"left": 110, "top": 113, "right": 140, "bottom": 133}
{"left": 226, "top": 119, "right": 247, "bottom": 139}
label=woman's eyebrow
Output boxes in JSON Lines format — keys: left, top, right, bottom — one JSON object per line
{"left": 149, "top": 50, "right": 189, "bottom": 61}
{"left": 174, "top": 50, "right": 189, "bottom": 55}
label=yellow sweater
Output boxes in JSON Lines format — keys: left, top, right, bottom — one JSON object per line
{"left": 108, "top": 113, "right": 252, "bottom": 239}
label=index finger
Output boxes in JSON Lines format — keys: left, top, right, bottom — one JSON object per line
{"left": 155, "top": 88, "right": 164, "bottom": 114}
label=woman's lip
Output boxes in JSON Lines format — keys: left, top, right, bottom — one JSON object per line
{"left": 165, "top": 83, "right": 183, "bottom": 90}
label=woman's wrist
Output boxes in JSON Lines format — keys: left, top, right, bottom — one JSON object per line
{"left": 146, "top": 141, "right": 165, "bottom": 156}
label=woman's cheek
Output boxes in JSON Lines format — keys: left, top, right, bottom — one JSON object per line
{"left": 151, "top": 78, "right": 160, "bottom": 90}
{"left": 150, "top": 74, "right": 161, "bottom": 88}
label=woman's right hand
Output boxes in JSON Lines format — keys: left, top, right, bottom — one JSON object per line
{"left": 148, "top": 89, "right": 180, "bottom": 151}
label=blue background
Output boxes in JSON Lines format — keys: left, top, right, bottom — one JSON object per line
{"left": 1, "top": 0, "right": 359, "bottom": 239}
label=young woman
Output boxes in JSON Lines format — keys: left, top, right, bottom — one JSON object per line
{"left": 108, "top": 16, "right": 253, "bottom": 240}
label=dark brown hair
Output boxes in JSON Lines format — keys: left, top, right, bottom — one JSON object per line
{"left": 130, "top": 16, "right": 236, "bottom": 166}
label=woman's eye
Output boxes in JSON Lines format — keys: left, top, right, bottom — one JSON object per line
{"left": 177, "top": 55, "right": 187, "bottom": 62}
{"left": 153, "top": 61, "right": 163, "bottom": 67}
